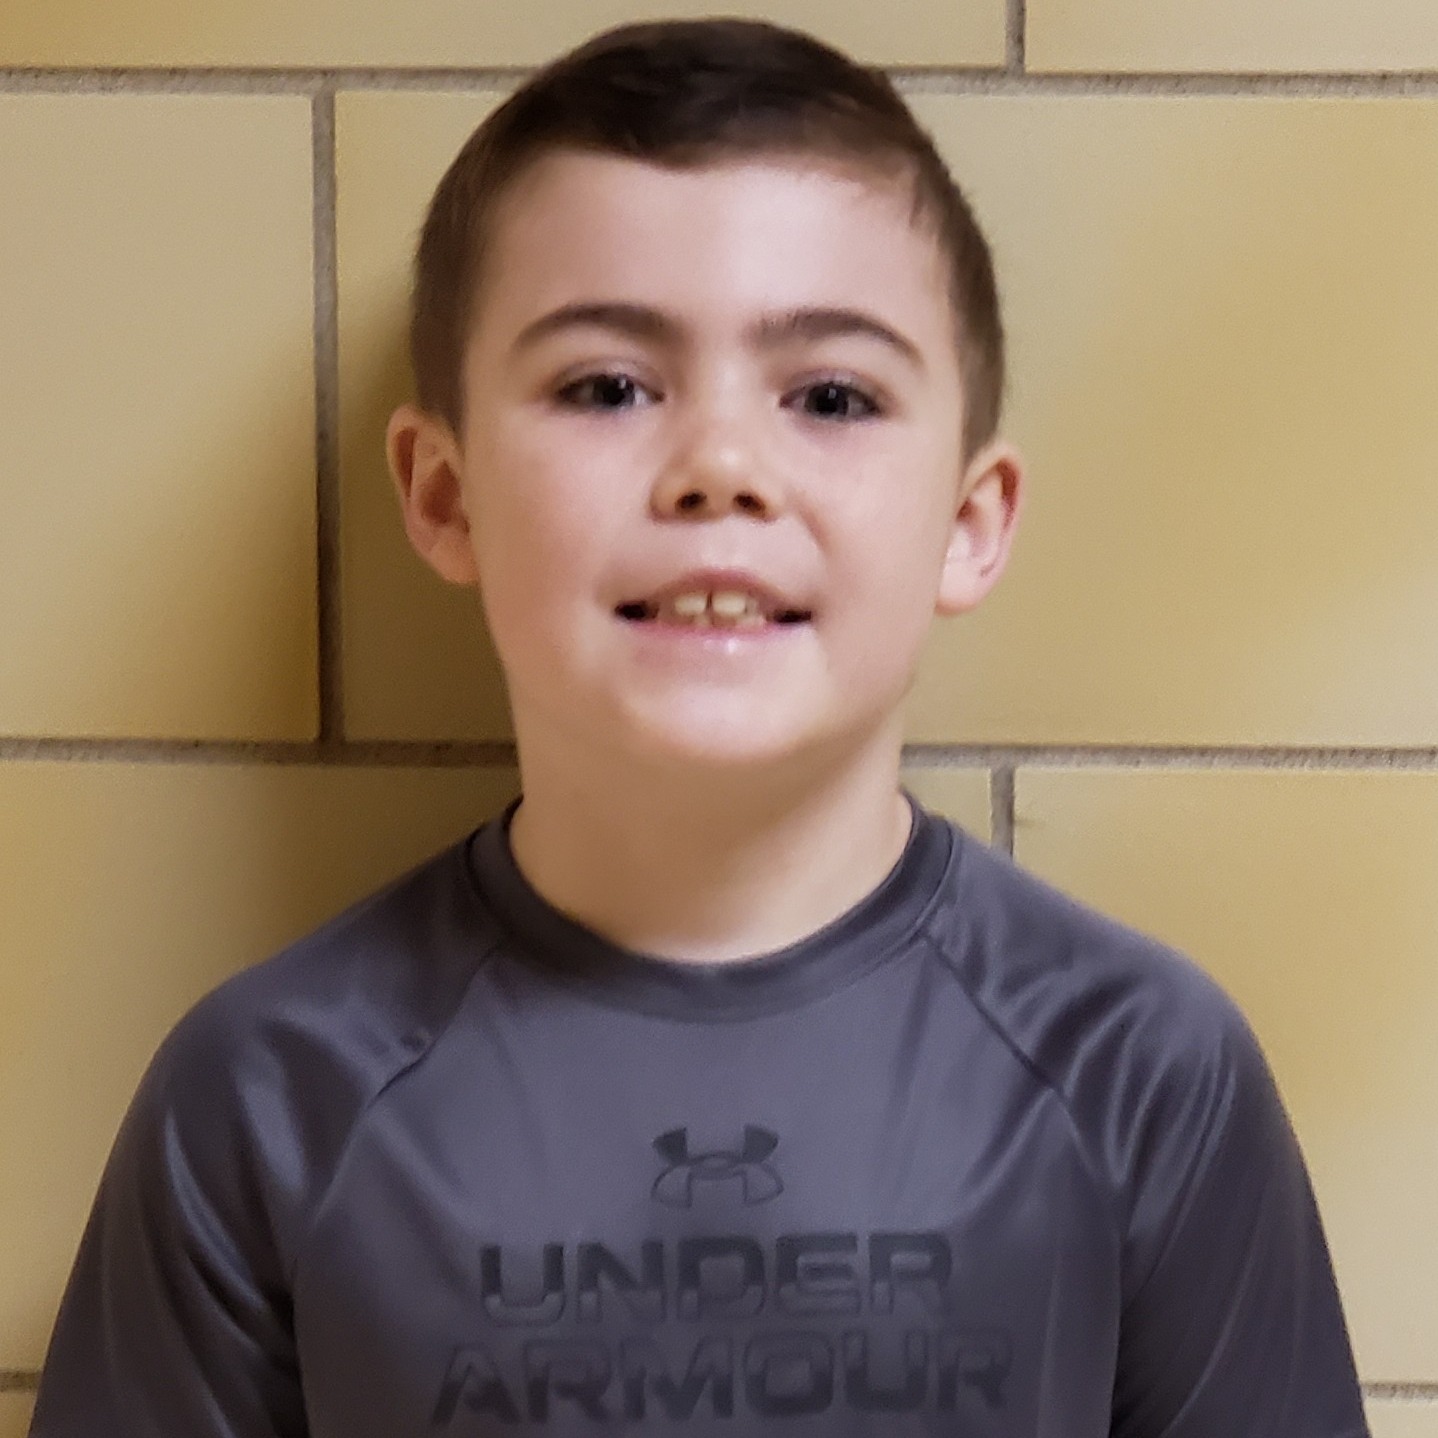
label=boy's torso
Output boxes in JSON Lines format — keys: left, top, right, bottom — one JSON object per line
{"left": 291, "top": 800, "right": 1116, "bottom": 1435}
{"left": 43, "top": 792, "right": 1365, "bottom": 1437}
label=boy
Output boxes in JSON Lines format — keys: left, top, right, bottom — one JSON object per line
{"left": 31, "top": 17, "right": 1369, "bottom": 1437}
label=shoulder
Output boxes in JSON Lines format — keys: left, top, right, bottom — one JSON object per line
{"left": 923, "top": 825, "right": 1269, "bottom": 1199}
{"left": 904, "top": 818, "right": 1367, "bottom": 1436}
{"left": 128, "top": 834, "right": 500, "bottom": 1276}
{"left": 160, "top": 833, "right": 493, "bottom": 1078}
{"left": 926, "top": 824, "right": 1251, "bottom": 1067}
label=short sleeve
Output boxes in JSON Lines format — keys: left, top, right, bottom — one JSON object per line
{"left": 28, "top": 1003, "right": 307, "bottom": 1438}
{"left": 1111, "top": 1000, "right": 1369, "bottom": 1438}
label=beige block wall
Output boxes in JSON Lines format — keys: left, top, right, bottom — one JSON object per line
{"left": 1028, "top": 0, "right": 1438, "bottom": 73}
{"left": 0, "top": 1395, "right": 34, "bottom": 1438}
{"left": 4, "top": 0, "right": 1435, "bottom": 1425}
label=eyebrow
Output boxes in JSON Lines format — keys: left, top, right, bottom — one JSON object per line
{"left": 509, "top": 300, "right": 925, "bottom": 373}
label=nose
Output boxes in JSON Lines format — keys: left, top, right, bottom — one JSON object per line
{"left": 650, "top": 398, "right": 783, "bottom": 521}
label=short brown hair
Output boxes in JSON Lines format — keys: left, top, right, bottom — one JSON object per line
{"left": 410, "top": 17, "right": 1005, "bottom": 458}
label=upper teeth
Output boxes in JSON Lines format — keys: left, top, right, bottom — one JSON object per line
{"left": 665, "top": 590, "right": 763, "bottom": 625}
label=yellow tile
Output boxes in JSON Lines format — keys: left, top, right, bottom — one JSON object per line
{"left": 0, "top": 96, "right": 316, "bottom": 740}
{"left": 337, "top": 93, "right": 513, "bottom": 741}
{"left": 902, "top": 96, "right": 1438, "bottom": 746}
{"left": 0, "top": 1394, "right": 34, "bottom": 1438}
{"left": 1368, "top": 1402, "right": 1438, "bottom": 1438}
{"left": 1014, "top": 768, "right": 1438, "bottom": 1379}
{"left": 1028, "top": 0, "right": 1438, "bottom": 74}
{"left": 0, "top": 759, "right": 518, "bottom": 1363}
{"left": 0, "top": 0, "right": 1004, "bottom": 68}
{"left": 902, "top": 765, "right": 992, "bottom": 843}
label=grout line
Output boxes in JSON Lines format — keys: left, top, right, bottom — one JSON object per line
{"left": 1364, "top": 1383, "right": 1438, "bottom": 1401}
{"left": 1, "top": 66, "right": 1437, "bottom": 99}
{"left": 9, "top": 738, "right": 1438, "bottom": 771}
{"left": 0, "top": 66, "right": 527, "bottom": 94}
{"left": 899, "top": 743, "right": 1438, "bottom": 770}
{"left": 311, "top": 88, "right": 343, "bottom": 747}
{"left": 0, "top": 738, "right": 519, "bottom": 767}
{"left": 1005, "top": 0, "right": 1027, "bottom": 75}
{"left": 889, "top": 68, "right": 1438, "bottom": 97}
{"left": 0, "top": 1371, "right": 1433, "bottom": 1401}
{"left": 990, "top": 765, "right": 1016, "bottom": 854}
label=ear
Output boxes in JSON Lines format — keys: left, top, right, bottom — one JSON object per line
{"left": 934, "top": 439, "right": 1025, "bottom": 618}
{"left": 385, "top": 403, "right": 481, "bottom": 587}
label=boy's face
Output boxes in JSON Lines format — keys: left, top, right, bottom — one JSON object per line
{"left": 390, "top": 149, "right": 1021, "bottom": 774}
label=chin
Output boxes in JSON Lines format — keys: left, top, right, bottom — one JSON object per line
{"left": 623, "top": 715, "right": 820, "bottom": 775}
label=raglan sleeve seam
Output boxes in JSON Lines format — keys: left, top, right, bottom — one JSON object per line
{"left": 287, "top": 937, "right": 506, "bottom": 1294}
{"left": 915, "top": 920, "right": 1127, "bottom": 1260}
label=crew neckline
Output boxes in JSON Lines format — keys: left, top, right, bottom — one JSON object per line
{"left": 464, "top": 787, "right": 957, "bottom": 1021}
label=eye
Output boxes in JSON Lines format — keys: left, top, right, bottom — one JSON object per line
{"left": 553, "top": 371, "right": 881, "bottom": 420}
{"left": 555, "top": 372, "right": 654, "bottom": 411}
{"left": 793, "top": 379, "right": 883, "bottom": 422}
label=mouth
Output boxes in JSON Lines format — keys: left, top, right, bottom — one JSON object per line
{"left": 614, "top": 575, "right": 813, "bottom": 631}
{"left": 615, "top": 594, "right": 812, "bottom": 631}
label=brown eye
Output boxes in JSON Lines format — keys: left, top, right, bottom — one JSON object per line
{"left": 799, "top": 381, "right": 880, "bottom": 421}
{"left": 557, "top": 373, "right": 648, "bottom": 410}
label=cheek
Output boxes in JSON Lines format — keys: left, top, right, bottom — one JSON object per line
{"left": 837, "top": 487, "right": 955, "bottom": 603}
{"left": 465, "top": 473, "right": 613, "bottom": 652}
{"left": 471, "top": 420, "right": 629, "bottom": 558}
{"left": 826, "top": 522, "right": 954, "bottom": 686}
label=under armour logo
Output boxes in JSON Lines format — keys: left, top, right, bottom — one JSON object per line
{"left": 651, "top": 1125, "right": 784, "bottom": 1207}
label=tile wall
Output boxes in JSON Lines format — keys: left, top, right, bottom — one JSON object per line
{"left": 3, "top": 1, "right": 1436, "bottom": 1429}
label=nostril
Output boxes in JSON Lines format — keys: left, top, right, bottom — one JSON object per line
{"left": 677, "top": 492, "right": 704, "bottom": 511}
{"left": 736, "top": 494, "right": 763, "bottom": 513}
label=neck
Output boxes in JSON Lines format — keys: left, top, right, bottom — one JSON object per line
{"left": 505, "top": 726, "right": 912, "bottom": 965}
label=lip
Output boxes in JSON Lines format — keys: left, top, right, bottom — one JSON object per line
{"left": 623, "top": 615, "right": 804, "bottom": 649}
{"left": 615, "top": 566, "right": 813, "bottom": 623}
{"left": 619, "top": 615, "right": 806, "bottom": 671}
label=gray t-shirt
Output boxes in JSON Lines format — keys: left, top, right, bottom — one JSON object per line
{"left": 30, "top": 791, "right": 1369, "bottom": 1436}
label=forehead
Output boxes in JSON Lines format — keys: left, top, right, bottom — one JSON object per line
{"left": 470, "top": 149, "right": 954, "bottom": 358}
